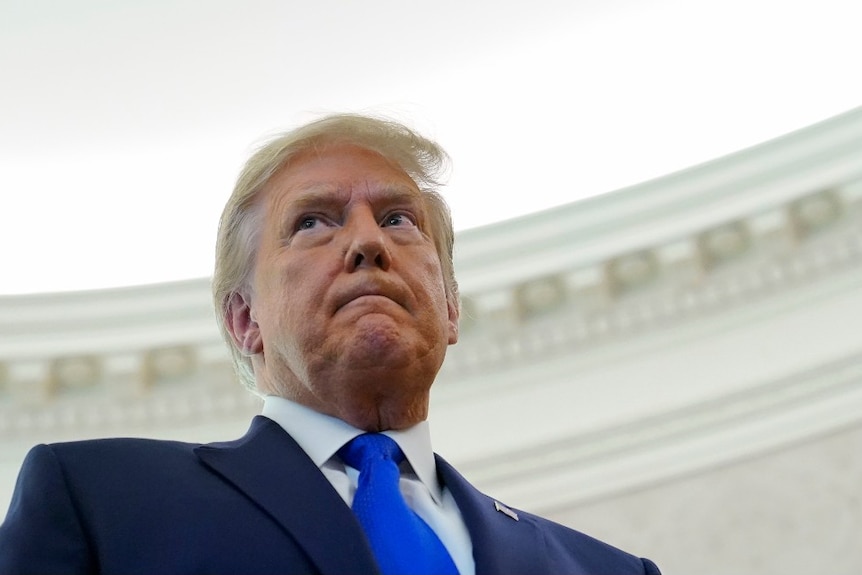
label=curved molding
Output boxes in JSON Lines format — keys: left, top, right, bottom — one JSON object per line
{"left": 441, "top": 221, "right": 861, "bottom": 380}
{"left": 454, "top": 106, "right": 862, "bottom": 294}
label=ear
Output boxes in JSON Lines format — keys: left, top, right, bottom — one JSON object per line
{"left": 447, "top": 297, "right": 460, "bottom": 345}
{"left": 225, "top": 291, "right": 264, "bottom": 355}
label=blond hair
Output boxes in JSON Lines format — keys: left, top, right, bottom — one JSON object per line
{"left": 213, "top": 114, "right": 458, "bottom": 391}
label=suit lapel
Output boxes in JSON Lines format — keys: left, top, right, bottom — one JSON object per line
{"left": 195, "top": 416, "right": 378, "bottom": 575}
{"left": 436, "top": 455, "right": 551, "bottom": 575}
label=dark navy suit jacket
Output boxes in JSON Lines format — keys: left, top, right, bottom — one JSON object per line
{"left": 0, "top": 416, "right": 660, "bottom": 574}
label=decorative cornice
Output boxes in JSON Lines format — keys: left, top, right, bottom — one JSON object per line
{"left": 441, "top": 208, "right": 861, "bottom": 379}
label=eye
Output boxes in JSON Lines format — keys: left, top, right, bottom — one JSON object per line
{"left": 382, "top": 212, "right": 416, "bottom": 227}
{"left": 296, "top": 215, "right": 324, "bottom": 231}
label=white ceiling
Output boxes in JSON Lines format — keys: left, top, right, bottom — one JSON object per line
{"left": 2, "top": 0, "right": 861, "bottom": 294}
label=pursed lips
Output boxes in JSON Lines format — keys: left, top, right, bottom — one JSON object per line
{"left": 334, "top": 281, "right": 407, "bottom": 313}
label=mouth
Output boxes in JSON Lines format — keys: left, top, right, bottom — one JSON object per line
{"left": 342, "top": 294, "right": 398, "bottom": 311}
{"left": 334, "top": 281, "right": 406, "bottom": 313}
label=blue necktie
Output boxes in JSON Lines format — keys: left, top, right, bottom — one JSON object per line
{"left": 338, "top": 433, "right": 459, "bottom": 575}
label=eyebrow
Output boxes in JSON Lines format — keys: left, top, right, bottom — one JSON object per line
{"left": 283, "top": 183, "right": 348, "bottom": 213}
{"left": 287, "top": 182, "right": 422, "bottom": 207}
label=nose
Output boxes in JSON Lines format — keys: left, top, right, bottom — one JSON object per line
{"left": 343, "top": 210, "right": 392, "bottom": 272}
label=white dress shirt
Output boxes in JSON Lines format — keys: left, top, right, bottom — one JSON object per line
{"left": 261, "top": 395, "right": 475, "bottom": 575}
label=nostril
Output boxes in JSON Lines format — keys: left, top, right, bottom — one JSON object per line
{"left": 346, "top": 239, "right": 389, "bottom": 271}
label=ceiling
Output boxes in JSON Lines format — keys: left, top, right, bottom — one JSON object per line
{"left": 2, "top": 0, "right": 861, "bottom": 294}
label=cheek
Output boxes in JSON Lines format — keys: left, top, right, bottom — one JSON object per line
{"left": 415, "top": 259, "right": 450, "bottom": 310}
{"left": 253, "top": 268, "right": 299, "bottom": 329}
{"left": 267, "top": 258, "right": 337, "bottom": 320}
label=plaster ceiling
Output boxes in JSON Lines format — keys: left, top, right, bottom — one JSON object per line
{"left": 1, "top": 0, "right": 861, "bottom": 294}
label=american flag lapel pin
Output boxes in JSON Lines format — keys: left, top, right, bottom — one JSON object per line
{"left": 494, "top": 500, "right": 519, "bottom": 521}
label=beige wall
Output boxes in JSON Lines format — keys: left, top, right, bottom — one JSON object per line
{"left": 549, "top": 422, "right": 862, "bottom": 575}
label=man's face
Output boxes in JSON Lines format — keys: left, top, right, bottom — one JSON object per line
{"left": 227, "top": 144, "right": 459, "bottom": 431}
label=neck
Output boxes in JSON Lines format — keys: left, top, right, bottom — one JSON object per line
{"left": 254, "top": 362, "right": 433, "bottom": 431}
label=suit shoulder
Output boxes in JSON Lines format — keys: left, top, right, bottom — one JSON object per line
{"left": 37, "top": 435, "right": 200, "bottom": 456}
{"left": 435, "top": 455, "right": 660, "bottom": 574}
{"left": 519, "top": 508, "right": 659, "bottom": 574}
{"left": 23, "top": 436, "right": 202, "bottom": 474}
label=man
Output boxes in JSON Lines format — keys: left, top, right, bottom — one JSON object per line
{"left": 0, "top": 114, "right": 660, "bottom": 574}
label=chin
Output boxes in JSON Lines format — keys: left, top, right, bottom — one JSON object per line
{"left": 348, "top": 340, "right": 417, "bottom": 370}
{"left": 324, "top": 314, "right": 447, "bottom": 376}
{"left": 347, "top": 317, "right": 417, "bottom": 360}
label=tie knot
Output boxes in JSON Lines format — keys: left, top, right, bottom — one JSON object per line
{"left": 339, "top": 433, "right": 405, "bottom": 472}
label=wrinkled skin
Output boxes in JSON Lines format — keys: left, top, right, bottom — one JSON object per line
{"left": 226, "top": 145, "right": 459, "bottom": 431}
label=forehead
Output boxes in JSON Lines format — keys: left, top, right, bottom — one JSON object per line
{"left": 264, "top": 144, "right": 422, "bottom": 205}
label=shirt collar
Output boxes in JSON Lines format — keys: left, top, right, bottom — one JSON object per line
{"left": 261, "top": 395, "right": 443, "bottom": 504}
